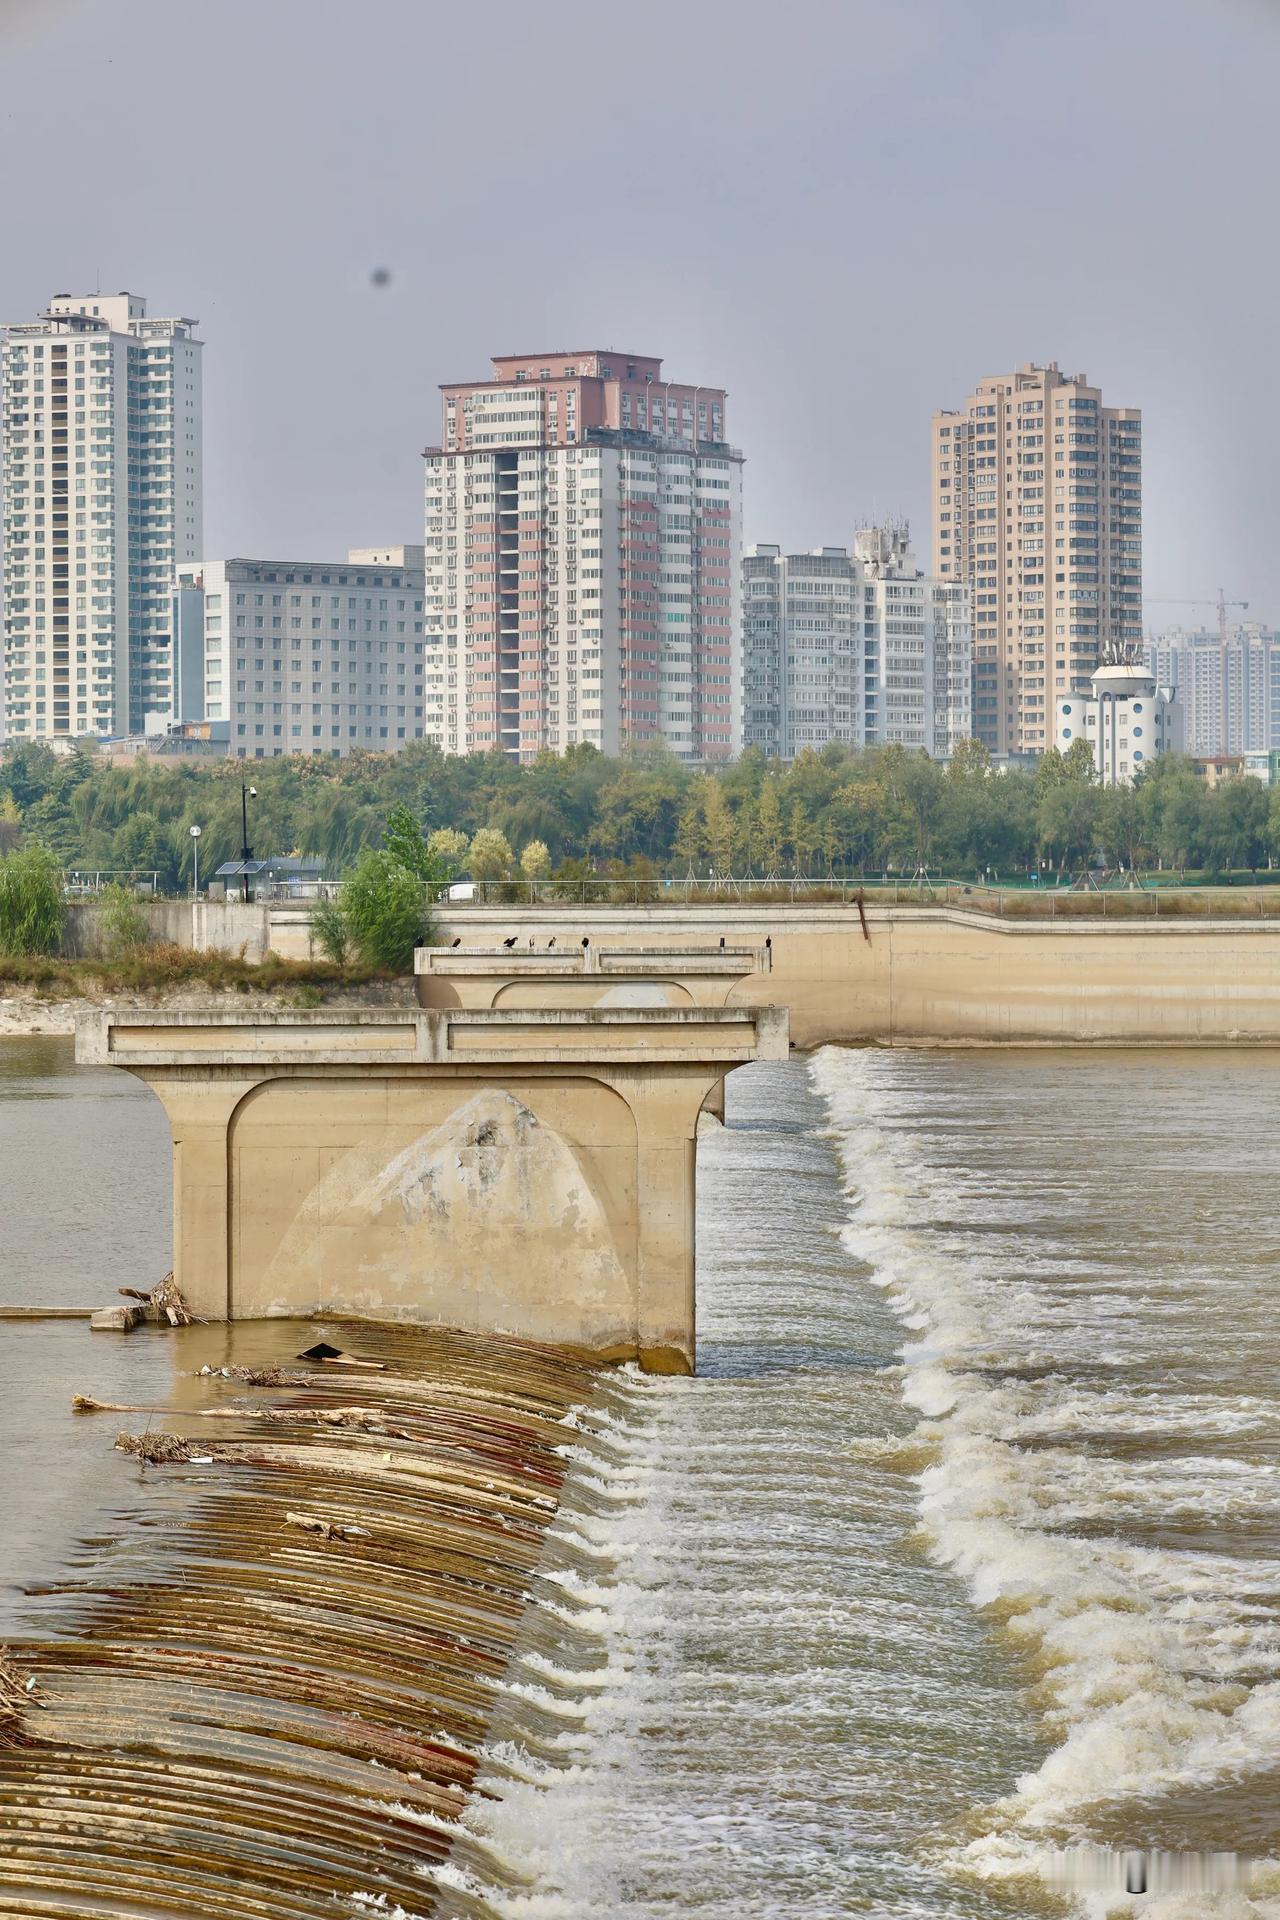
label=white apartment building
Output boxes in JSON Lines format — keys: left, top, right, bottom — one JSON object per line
{"left": 172, "top": 549, "right": 425, "bottom": 758}
{"left": 856, "top": 524, "right": 971, "bottom": 756}
{"left": 2, "top": 291, "right": 202, "bottom": 741}
{"left": 741, "top": 546, "right": 861, "bottom": 757}
{"left": 933, "top": 361, "right": 1141, "bottom": 757}
{"left": 1145, "top": 625, "right": 1280, "bottom": 757}
{"left": 742, "top": 524, "right": 971, "bottom": 760}
{"left": 427, "top": 351, "right": 742, "bottom": 764}
{"left": 1055, "top": 661, "right": 1182, "bottom": 785}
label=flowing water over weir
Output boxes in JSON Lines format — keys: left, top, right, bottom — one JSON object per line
{"left": 4, "top": 1038, "right": 1280, "bottom": 1919}
{"left": 0, "top": 1319, "right": 604, "bottom": 1920}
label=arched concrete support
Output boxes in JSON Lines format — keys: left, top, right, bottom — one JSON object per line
{"left": 417, "top": 942, "right": 771, "bottom": 1012}
{"left": 76, "top": 1005, "right": 788, "bottom": 1374}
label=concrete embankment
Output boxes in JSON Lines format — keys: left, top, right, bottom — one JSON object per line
{"left": 0, "top": 1318, "right": 611, "bottom": 1919}
{"left": 0, "top": 979, "right": 415, "bottom": 1037}
{"left": 38, "top": 897, "right": 1280, "bottom": 1047}
{"left": 417, "top": 904, "right": 1280, "bottom": 1049}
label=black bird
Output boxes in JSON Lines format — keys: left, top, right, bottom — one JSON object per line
{"left": 413, "top": 936, "right": 426, "bottom": 948}
{"left": 503, "top": 936, "right": 518, "bottom": 949}
{"left": 765, "top": 935, "right": 772, "bottom": 950}
{"left": 451, "top": 936, "right": 462, "bottom": 948}
{"left": 548, "top": 937, "right": 556, "bottom": 949}
{"left": 719, "top": 935, "right": 725, "bottom": 949}
{"left": 581, "top": 936, "right": 590, "bottom": 949}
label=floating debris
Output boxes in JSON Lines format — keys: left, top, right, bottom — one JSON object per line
{"left": 119, "top": 1271, "right": 195, "bottom": 1326}
{"left": 284, "top": 1511, "right": 372, "bottom": 1543}
{"left": 1, "top": 1322, "right": 602, "bottom": 1916}
{"left": 0, "top": 1649, "right": 42, "bottom": 1749}
{"left": 298, "top": 1340, "right": 386, "bottom": 1370}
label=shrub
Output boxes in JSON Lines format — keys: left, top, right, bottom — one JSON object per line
{"left": 343, "top": 849, "right": 437, "bottom": 972}
{"left": 310, "top": 893, "right": 353, "bottom": 966}
{"left": 0, "top": 843, "right": 65, "bottom": 956}
{"left": 98, "top": 881, "right": 151, "bottom": 957}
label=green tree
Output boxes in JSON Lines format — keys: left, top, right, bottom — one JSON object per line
{"left": 1037, "top": 781, "right": 1102, "bottom": 872}
{"left": 946, "top": 738, "right": 992, "bottom": 784}
{"left": 0, "top": 843, "right": 65, "bottom": 956}
{"left": 885, "top": 753, "right": 944, "bottom": 877}
{"left": 0, "top": 793, "right": 21, "bottom": 856}
{"left": 342, "top": 850, "right": 434, "bottom": 971}
{"left": 701, "top": 779, "right": 736, "bottom": 876}
{"left": 310, "top": 894, "right": 353, "bottom": 966}
{"left": 756, "top": 780, "right": 784, "bottom": 874}
{"left": 427, "top": 827, "right": 470, "bottom": 876}
{"left": 1201, "top": 777, "right": 1268, "bottom": 878}
{"left": 382, "top": 804, "right": 436, "bottom": 880}
{"left": 1062, "top": 736, "right": 1098, "bottom": 784}
{"left": 98, "top": 881, "right": 151, "bottom": 957}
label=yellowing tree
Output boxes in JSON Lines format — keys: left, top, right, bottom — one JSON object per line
{"left": 520, "top": 838, "right": 551, "bottom": 881}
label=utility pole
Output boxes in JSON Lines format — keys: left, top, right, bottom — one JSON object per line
{"left": 240, "top": 783, "right": 256, "bottom": 903}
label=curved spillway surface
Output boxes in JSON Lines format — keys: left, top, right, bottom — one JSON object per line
{"left": 0, "top": 1320, "right": 605, "bottom": 1920}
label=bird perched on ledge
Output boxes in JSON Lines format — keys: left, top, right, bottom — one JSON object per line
{"left": 581, "top": 936, "right": 590, "bottom": 949}
{"left": 451, "top": 937, "right": 462, "bottom": 948}
{"left": 548, "top": 937, "right": 556, "bottom": 949}
{"left": 503, "top": 936, "right": 518, "bottom": 949}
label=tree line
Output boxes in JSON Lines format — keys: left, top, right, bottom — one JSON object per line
{"left": 0, "top": 734, "right": 1277, "bottom": 894}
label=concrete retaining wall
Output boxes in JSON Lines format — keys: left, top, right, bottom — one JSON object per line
{"left": 63, "top": 899, "right": 272, "bottom": 959}
{"left": 424, "top": 905, "right": 1280, "bottom": 1049}
{"left": 55, "top": 899, "right": 1280, "bottom": 1047}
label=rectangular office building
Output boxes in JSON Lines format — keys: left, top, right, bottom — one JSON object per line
{"left": 173, "top": 547, "right": 425, "bottom": 758}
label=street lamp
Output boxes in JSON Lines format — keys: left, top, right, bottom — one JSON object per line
{"left": 189, "top": 823, "right": 202, "bottom": 898}
{"left": 240, "top": 784, "right": 257, "bottom": 902}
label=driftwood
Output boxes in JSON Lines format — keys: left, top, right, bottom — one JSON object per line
{"left": 118, "top": 1273, "right": 195, "bottom": 1327}
{"left": 195, "top": 1364, "right": 295, "bottom": 1386}
{"left": 0, "top": 1650, "right": 43, "bottom": 1749}
{"left": 284, "top": 1512, "right": 371, "bottom": 1543}
{"left": 115, "top": 1432, "right": 216, "bottom": 1467}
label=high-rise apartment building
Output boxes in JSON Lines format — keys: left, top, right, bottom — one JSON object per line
{"left": 742, "top": 546, "right": 861, "bottom": 758}
{"left": 932, "top": 361, "right": 1141, "bottom": 757}
{"left": 856, "top": 524, "right": 972, "bottom": 757}
{"left": 1145, "top": 625, "right": 1280, "bottom": 757}
{"left": 2, "top": 291, "right": 202, "bottom": 741}
{"left": 172, "top": 549, "right": 425, "bottom": 758}
{"left": 742, "top": 524, "right": 970, "bottom": 760}
{"left": 424, "top": 350, "right": 742, "bottom": 763}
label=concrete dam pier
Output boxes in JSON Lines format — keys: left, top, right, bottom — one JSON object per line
{"left": 76, "top": 999, "right": 788, "bottom": 1374}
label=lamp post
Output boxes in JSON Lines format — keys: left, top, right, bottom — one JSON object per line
{"left": 189, "top": 823, "right": 202, "bottom": 898}
{"left": 240, "top": 784, "right": 256, "bottom": 902}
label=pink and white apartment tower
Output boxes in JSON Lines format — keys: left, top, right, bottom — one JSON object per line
{"left": 422, "top": 350, "right": 743, "bottom": 763}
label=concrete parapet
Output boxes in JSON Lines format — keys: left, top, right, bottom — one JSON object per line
{"left": 415, "top": 940, "right": 770, "bottom": 1012}
{"left": 75, "top": 1004, "right": 788, "bottom": 1374}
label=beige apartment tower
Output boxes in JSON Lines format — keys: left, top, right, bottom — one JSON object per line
{"left": 932, "top": 362, "right": 1141, "bottom": 757}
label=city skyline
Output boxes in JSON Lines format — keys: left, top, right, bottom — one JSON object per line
{"left": 0, "top": 0, "right": 1276, "bottom": 617}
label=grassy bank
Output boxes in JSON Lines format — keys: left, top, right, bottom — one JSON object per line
{"left": 0, "top": 942, "right": 392, "bottom": 999}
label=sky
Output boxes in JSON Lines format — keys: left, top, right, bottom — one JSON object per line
{"left": 2, "top": 0, "right": 1278, "bottom": 623}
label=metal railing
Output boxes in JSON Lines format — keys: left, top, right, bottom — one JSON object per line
{"left": 440, "top": 876, "right": 1280, "bottom": 919}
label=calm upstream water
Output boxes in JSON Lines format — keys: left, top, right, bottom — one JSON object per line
{"left": 1, "top": 1037, "right": 1278, "bottom": 1917}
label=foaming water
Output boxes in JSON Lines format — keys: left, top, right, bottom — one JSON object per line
{"left": 810, "top": 1047, "right": 1280, "bottom": 1917}
{"left": 460, "top": 1063, "right": 1048, "bottom": 1919}
{"left": 7, "top": 1036, "right": 1280, "bottom": 1918}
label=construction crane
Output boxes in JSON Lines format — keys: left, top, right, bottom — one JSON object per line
{"left": 1146, "top": 589, "right": 1250, "bottom": 755}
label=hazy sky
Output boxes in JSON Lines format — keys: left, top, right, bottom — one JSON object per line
{"left": 3, "top": 0, "right": 1278, "bottom": 621}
